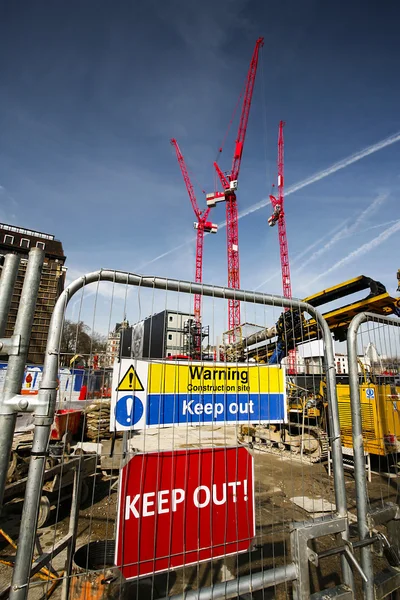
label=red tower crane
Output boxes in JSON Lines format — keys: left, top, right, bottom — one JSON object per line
{"left": 268, "top": 121, "right": 291, "bottom": 297}
{"left": 206, "top": 37, "right": 264, "bottom": 340}
{"left": 171, "top": 138, "right": 218, "bottom": 330}
{"left": 268, "top": 121, "right": 296, "bottom": 374}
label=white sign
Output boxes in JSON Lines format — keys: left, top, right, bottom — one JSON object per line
{"left": 110, "top": 359, "right": 287, "bottom": 432}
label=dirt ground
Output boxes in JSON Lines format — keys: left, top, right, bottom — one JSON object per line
{"left": 0, "top": 432, "right": 399, "bottom": 599}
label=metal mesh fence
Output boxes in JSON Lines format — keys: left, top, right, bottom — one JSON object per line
{"left": 345, "top": 313, "right": 400, "bottom": 600}
{"left": 5, "top": 268, "right": 400, "bottom": 599}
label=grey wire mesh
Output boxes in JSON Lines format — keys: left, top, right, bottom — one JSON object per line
{"left": 1, "top": 268, "right": 399, "bottom": 599}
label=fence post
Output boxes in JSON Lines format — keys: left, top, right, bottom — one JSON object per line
{"left": 0, "top": 248, "right": 44, "bottom": 512}
{"left": 306, "top": 315, "right": 353, "bottom": 589}
{"left": 347, "top": 311, "right": 400, "bottom": 600}
{"left": 0, "top": 253, "right": 20, "bottom": 337}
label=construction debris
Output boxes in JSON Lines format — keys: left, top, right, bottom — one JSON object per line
{"left": 84, "top": 400, "right": 113, "bottom": 441}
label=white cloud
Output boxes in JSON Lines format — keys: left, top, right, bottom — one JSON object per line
{"left": 139, "top": 130, "right": 400, "bottom": 269}
{"left": 310, "top": 220, "right": 400, "bottom": 284}
{"left": 230, "top": 130, "right": 400, "bottom": 225}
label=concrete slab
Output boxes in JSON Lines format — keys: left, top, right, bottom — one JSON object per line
{"left": 73, "top": 441, "right": 103, "bottom": 454}
{"left": 128, "top": 425, "right": 240, "bottom": 453}
{"left": 290, "top": 495, "right": 336, "bottom": 516}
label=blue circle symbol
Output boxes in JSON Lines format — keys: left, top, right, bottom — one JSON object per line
{"left": 115, "top": 395, "right": 144, "bottom": 427}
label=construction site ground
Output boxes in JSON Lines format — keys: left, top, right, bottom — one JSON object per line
{"left": 0, "top": 426, "right": 398, "bottom": 599}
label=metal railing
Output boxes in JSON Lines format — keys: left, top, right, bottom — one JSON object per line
{"left": 4, "top": 265, "right": 391, "bottom": 598}
{"left": 347, "top": 312, "right": 400, "bottom": 600}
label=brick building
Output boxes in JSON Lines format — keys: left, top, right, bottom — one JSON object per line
{"left": 105, "top": 320, "right": 130, "bottom": 367}
{"left": 0, "top": 223, "right": 66, "bottom": 364}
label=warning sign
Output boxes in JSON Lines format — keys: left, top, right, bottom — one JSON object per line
{"left": 117, "top": 365, "right": 144, "bottom": 392}
{"left": 111, "top": 359, "right": 286, "bottom": 431}
{"left": 115, "top": 447, "right": 255, "bottom": 579}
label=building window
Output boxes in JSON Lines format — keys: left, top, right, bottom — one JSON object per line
{"left": 20, "top": 238, "right": 30, "bottom": 249}
{"left": 36, "top": 241, "right": 45, "bottom": 250}
{"left": 4, "top": 235, "right": 14, "bottom": 245}
{"left": 168, "top": 334, "right": 172, "bottom": 340}
{"left": 169, "top": 316, "right": 173, "bottom": 322}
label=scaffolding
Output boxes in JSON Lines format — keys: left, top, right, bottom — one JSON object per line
{"left": 4, "top": 259, "right": 65, "bottom": 364}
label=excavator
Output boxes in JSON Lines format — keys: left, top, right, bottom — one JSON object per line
{"left": 229, "top": 273, "right": 400, "bottom": 463}
{"left": 69, "top": 354, "right": 86, "bottom": 369}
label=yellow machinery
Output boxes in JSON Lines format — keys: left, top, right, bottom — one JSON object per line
{"left": 237, "top": 274, "right": 400, "bottom": 363}
{"left": 239, "top": 380, "right": 329, "bottom": 462}
{"left": 237, "top": 273, "right": 400, "bottom": 462}
{"left": 240, "top": 377, "right": 400, "bottom": 463}
{"left": 69, "top": 354, "right": 86, "bottom": 368}
{"left": 337, "top": 380, "right": 400, "bottom": 457}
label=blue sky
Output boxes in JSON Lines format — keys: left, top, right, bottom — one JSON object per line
{"left": 0, "top": 0, "right": 399, "bottom": 335}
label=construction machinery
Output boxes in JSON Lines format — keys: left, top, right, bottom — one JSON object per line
{"left": 228, "top": 274, "right": 400, "bottom": 364}
{"left": 268, "top": 120, "right": 297, "bottom": 374}
{"left": 240, "top": 379, "right": 330, "bottom": 462}
{"left": 235, "top": 273, "right": 400, "bottom": 462}
{"left": 69, "top": 354, "right": 86, "bottom": 369}
{"left": 337, "top": 377, "right": 400, "bottom": 457}
{"left": 241, "top": 373, "right": 400, "bottom": 463}
{"left": 206, "top": 37, "right": 264, "bottom": 341}
{"left": 170, "top": 139, "right": 217, "bottom": 358}
{"left": 268, "top": 122, "right": 291, "bottom": 298}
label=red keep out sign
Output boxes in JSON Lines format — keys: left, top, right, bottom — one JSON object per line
{"left": 115, "top": 446, "right": 255, "bottom": 579}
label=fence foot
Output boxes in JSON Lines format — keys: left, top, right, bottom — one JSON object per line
{"left": 291, "top": 516, "right": 351, "bottom": 600}
{"left": 310, "top": 584, "right": 353, "bottom": 599}
{"left": 374, "top": 567, "right": 400, "bottom": 600}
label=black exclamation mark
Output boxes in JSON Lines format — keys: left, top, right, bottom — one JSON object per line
{"left": 129, "top": 372, "right": 133, "bottom": 389}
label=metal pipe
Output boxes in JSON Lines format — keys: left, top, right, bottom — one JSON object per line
{"left": 0, "top": 249, "right": 44, "bottom": 512}
{"left": 0, "top": 253, "right": 20, "bottom": 337}
{"left": 347, "top": 311, "right": 400, "bottom": 600}
{"left": 61, "top": 459, "right": 84, "bottom": 600}
{"left": 317, "top": 535, "right": 378, "bottom": 560}
{"left": 10, "top": 269, "right": 350, "bottom": 597}
{"left": 163, "top": 563, "right": 297, "bottom": 600}
{"left": 323, "top": 322, "right": 354, "bottom": 588}
{"left": 343, "top": 546, "right": 368, "bottom": 583}
{"left": 10, "top": 422, "right": 51, "bottom": 599}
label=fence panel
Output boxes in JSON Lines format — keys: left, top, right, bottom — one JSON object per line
{"left": 347, "top": 312, "right": 400, "bottom": 600}
{"left": 0, "top": 269, "right": 360, "bottom": 600}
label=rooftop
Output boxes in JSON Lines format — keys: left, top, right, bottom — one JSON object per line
{"left": 0, "top": 223, "right": 56, "bottom": 241}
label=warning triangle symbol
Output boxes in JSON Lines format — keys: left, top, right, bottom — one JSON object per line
{"left": 117, "top": 365, "right": 144, "bottom": 392}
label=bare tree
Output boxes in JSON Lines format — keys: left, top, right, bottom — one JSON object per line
{"left": 60, "top": 320, "right": 107, "bottom": 365}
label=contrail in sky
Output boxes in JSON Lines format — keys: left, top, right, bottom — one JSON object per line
{"left": 357, "top": 219, "right": 398, "bottom": 232}
{"left": 253, "top": 218, "right": 397, "bottom": 292}
{"left": 141, "top": 129, "right": 400, "bottom": 267}
{"left": 253, "top": 219, "right": 347, "bottom": 290}
{"left": 224, "top": 130, "right": 400, "bottom": 226}
{"left": 138, "top": 240, "right": 192, "bottom": 270}
{"left": 296, "top": 192, "right": 389, "bottom": 272}
{"left": 310, "top": 220, "right": 400, "bottom": 284}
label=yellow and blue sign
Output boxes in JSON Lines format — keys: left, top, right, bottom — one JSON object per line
{"left": 110, "top": 360, "right": 287, "bottom": 431}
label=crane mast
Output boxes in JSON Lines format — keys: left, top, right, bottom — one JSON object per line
{"left": 206, "top": 37, "right": 264, "bottom": 340}
{"left": 170, "top": 139, "right": 217, "bottom": 354}
{"left": 268, "top": 121, "right": 296, "bottom": 373}
{"left": 269, "top": 121, "right": 292, "bottom": 298}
